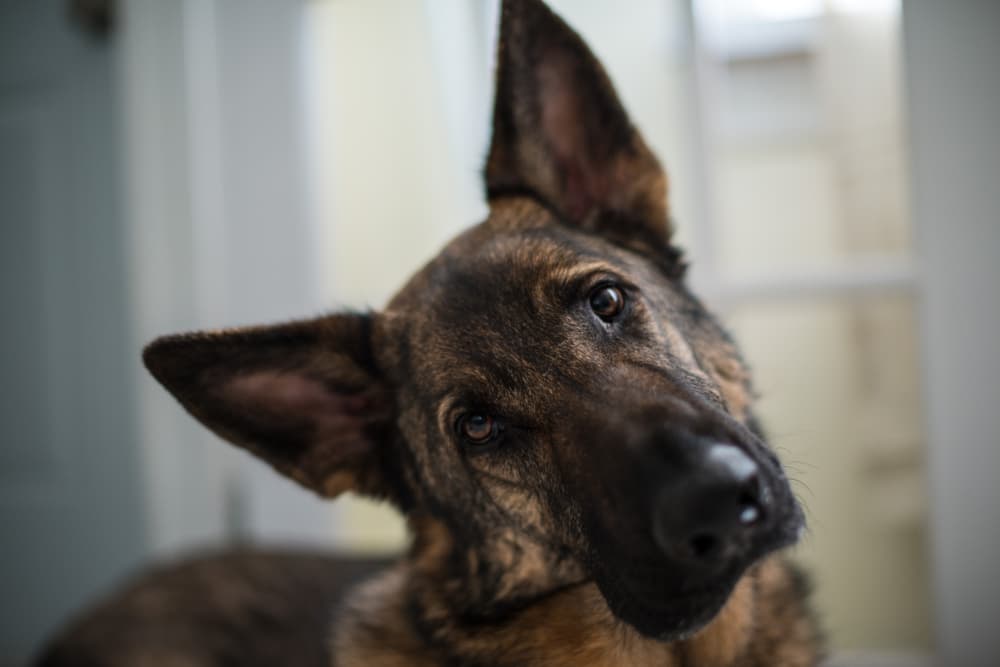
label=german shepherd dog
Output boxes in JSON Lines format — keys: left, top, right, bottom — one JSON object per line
{"left": 38, "top": 0, "right": 821, "bottom": 665}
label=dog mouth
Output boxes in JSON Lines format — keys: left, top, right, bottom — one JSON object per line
{"left": 592, "top": 497, "right": 805, "bottom": 641}
{"left": 591, "top": 552, "right": 737, "bottom": 640}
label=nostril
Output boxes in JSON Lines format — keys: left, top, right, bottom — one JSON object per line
{"left": 689, "top": 533, "right": 719, "bottom": 559}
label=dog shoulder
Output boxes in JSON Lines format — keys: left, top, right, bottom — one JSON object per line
{"left": 332, "top": 565, "right": 440, "bottom": 667}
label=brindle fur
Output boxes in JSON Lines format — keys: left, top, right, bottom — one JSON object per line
{"left": 35, "top": 551, "right": 391, "bottom": 667}
{"left": 37, "top": 1, "right": 822, "bottom": 664}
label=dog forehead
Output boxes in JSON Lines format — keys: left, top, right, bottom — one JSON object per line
{"left": 394, "top": 211, "right": 607, "bottom": 312}
{"left": 427, "top": 229, "right": 625, "bottom": 328}
{"left": 379, "top": 214, "right": 621, "bottom": 393}
{"left": 419, "top": 233, "right": 581, "bottom": 345}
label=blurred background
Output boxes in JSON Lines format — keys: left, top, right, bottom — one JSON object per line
{"left": 1, "top": 0, "right": 998, "bottom": 665}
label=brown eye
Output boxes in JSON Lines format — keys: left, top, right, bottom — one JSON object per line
{"left": 459, "top": 414, "right": 497, "bottom": 444}
{"left": 589, "top": 284, "right": 625, "bottom": 321}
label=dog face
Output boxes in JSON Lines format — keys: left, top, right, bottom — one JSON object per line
{"left": 143, "top": 0, "right": 803, "bottom": 642}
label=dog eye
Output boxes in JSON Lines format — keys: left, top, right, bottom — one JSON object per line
{"left": 458, "top": 413, "right": 499, "bottom": 445}
{"left": 589, "top": 284, "right": 625, "bottom": 322}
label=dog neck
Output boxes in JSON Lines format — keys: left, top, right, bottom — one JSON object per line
{"left": 406, "top": 513, "right": 591, "bottom": 621}
{"left": 331, "top": 516, "right": 816, "bottom": 667}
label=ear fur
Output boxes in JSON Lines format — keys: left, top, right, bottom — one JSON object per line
{"left": 143, "top": 313, "right": 401, "bottom": 502}
{"left": 485, "top": 0, "right": 674, "bottom": 260}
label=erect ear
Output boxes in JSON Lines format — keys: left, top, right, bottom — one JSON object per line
{"left": 485, "top": 0, "right": 674, "bottom": 260}
{"left": 143, "top": 313, "right": 401, "bottom": 503}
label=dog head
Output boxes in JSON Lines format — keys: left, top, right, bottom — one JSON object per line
{"left": 143, "top": 0, "right": 803, "bottom": 641}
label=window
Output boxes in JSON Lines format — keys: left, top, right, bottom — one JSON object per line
{"left": 690, "top": 0, "right": 929, "bottom": 653}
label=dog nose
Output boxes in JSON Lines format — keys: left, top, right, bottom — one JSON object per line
{"left": 652, "top": 443, "right": 767, "bottom": 567}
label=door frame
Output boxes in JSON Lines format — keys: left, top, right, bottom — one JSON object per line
{"left": 119, "top": 0, "right": 333, "bottom": 555}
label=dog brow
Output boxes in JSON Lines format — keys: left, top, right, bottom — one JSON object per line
{"left": 550, "top": 261, "right": 620, "bottom": 285}
{"left": 534, "top": 261, "right": 623, "bottom": 307}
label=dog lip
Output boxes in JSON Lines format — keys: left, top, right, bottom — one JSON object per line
{"left": 604, "top": 570, "right": 735, "bottom": 641}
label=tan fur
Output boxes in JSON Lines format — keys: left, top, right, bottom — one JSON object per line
{"left": 702, "top": 341, "right": 755, "bottom": 422}
{"left": 334, "top": 519, "right": 815, "bottom": 667}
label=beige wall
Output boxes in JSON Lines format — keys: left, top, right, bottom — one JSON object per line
{"left": 705, "top": 3, "right": 928, "bottom": 650}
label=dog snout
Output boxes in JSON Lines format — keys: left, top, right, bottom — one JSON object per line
{"left": 651, "top": 442, "right": 770, "bottom": 569}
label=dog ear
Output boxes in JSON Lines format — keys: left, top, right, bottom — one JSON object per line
{"left": 485, "top": 0, "right": 673, "bottom": 259}
{"left": 143, "top": 313, "right": 401, "bottom": 503}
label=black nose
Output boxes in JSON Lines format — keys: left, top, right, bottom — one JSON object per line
{"left": 652, "top": 443, "right": 767, "bottom": 567}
